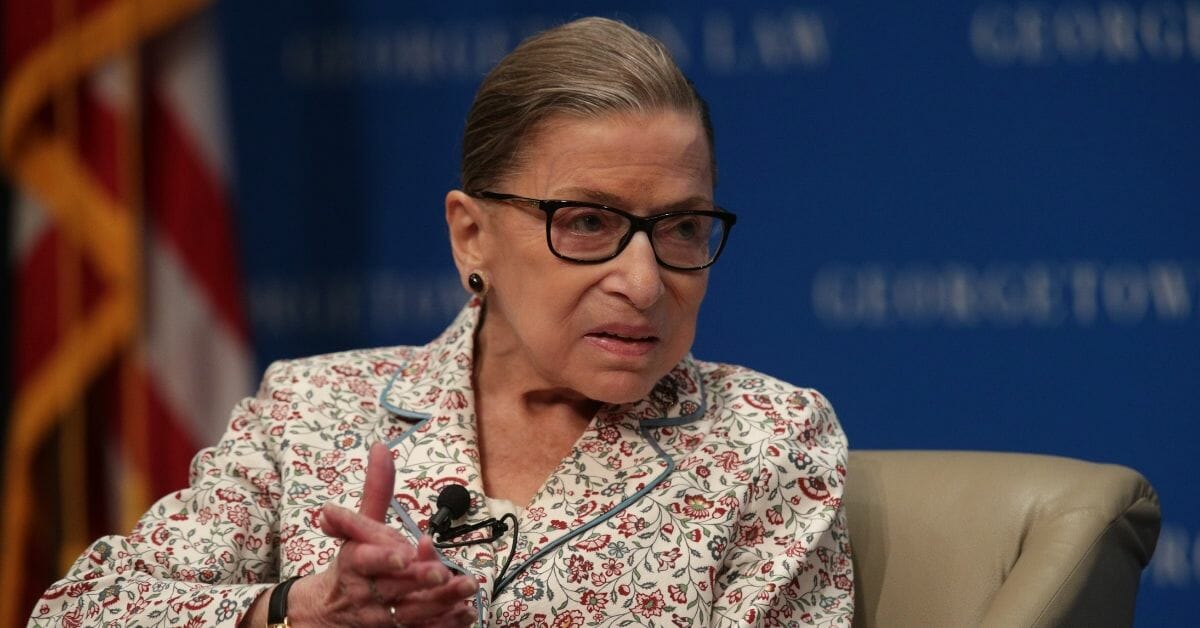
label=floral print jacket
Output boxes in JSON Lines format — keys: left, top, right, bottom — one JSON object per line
{"left": 30, "top": 301, "right": 853, "bottom": 627}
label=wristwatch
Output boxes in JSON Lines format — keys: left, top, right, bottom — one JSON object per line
{"left": 266, "top": 576, "right": 301, "bottom": 628}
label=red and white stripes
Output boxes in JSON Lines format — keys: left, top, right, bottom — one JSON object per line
{"left": 3, "top": 3, "right": 250, "bottom": 622}
{"left": 142, "top": 13, "right": 253, "bottom": 478}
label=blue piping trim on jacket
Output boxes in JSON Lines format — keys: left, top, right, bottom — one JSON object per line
{"left": 491, "top": 425, "right": 677, "bottom": 596}
{"left": 379, "top": 363, "right": 432, "bottom": 422}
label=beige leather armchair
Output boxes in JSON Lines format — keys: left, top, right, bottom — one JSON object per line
{"left": 845, "top": 451, "right": 1160, "bottom": 628}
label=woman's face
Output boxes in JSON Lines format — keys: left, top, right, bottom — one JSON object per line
{"left": 466, "top": 110, "right": 714, "bottom": 404}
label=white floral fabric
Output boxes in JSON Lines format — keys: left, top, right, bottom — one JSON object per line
{"left": 30, "top": 300, "right": 853, "bottom": 627}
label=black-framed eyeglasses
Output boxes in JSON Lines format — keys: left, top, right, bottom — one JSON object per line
{"left": 472, "top": 191, "right": 737, "bottom": 271}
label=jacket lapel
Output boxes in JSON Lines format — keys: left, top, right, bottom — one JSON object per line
{"left": 377, "top": 301, "right": 487, "bottom": 532}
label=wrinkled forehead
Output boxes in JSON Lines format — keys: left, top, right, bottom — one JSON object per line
{"left": 505, "top": 109, "right": 715, "bottom": 194}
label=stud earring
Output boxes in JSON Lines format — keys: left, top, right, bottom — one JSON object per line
{"left": 467, "top": 271, "right": 487, "bottom": 295}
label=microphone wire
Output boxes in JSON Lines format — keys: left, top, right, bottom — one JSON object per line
{"left": 492, "top": 512, "right": 519, "bottom": 599}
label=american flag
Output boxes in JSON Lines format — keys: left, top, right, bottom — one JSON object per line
{"left": 1, "top": 1, "right": 253, "bottom": 623}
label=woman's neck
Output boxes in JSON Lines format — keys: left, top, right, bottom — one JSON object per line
{"left": 471, "top": 307, "right": 601, "bottom": 426}
{"left": 470, "top": 311, "right": 599, "bottom": 504}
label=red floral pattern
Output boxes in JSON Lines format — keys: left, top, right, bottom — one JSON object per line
{"left": 29, "top": 301, "right": 853, "bottom": 626}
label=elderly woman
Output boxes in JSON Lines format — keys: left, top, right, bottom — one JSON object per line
{"left": 31, "top": 17, "right": 852, "bottom": 628}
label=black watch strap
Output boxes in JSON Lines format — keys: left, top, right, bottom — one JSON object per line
{"left": 267, "top": 576, "right": 301, "bottom": 627}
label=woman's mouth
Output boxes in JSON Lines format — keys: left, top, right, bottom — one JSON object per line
{"left": 585, "top": 328, "right": 660, "bottom": 357}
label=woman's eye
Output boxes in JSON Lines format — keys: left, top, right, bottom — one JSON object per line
{"left": 673, "top": 219, "right": 698, "bottom": 239}
{"left": 660, "top": 216, "right": 708, "bottom": 241}
{"left": 560, "top": 209, "right": 614, "bottom": 234}
{"left": 574, "top": 213, "right": 604, "bottom": 232}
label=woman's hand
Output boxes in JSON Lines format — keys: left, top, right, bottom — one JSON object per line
{"left": 286, "top": 442, "right": 479, "bottom": 626}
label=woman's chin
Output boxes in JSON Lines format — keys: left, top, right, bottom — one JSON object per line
{"left": 579, "top": 373, "right": 661, "bottom": 406}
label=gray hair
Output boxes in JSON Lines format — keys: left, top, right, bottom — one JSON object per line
{"left": 460, "top": 17, "right": 715, "bottom": 194}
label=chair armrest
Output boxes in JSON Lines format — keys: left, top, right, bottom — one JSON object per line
{"left": 846, "top": 450, "right": 1160, "bottom": 628}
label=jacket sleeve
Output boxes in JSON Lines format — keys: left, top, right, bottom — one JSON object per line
{"left": 710, "top": 389, "right": 854, "bottom": 627}
{"left": 26, "top": 362, "right": 294, "bottom": 627}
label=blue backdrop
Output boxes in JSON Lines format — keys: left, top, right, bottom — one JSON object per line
{"left": 215, "top": 1, "right": 1199, "bottom": 624}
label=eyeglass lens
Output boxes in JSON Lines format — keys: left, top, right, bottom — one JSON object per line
{"left": 549, "top": 205, "right": 725, "bottom": 268}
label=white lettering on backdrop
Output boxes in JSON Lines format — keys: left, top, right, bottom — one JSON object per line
{"left": 812, "top": 261, "right": 1199, "bottom": 327}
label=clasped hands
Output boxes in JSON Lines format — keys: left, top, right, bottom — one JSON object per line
{"left": 278, "top": 443, "right": 479, "bottom": 627}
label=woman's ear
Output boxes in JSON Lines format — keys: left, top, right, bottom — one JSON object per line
{"left": 445, "top": 190, "right": 488, "bottom": 286}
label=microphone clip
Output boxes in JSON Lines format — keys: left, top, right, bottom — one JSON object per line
{"left": 433, "top": 517, "right": 510, "bottom": 548}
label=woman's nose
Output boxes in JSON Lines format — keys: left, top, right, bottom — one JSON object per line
{"left": 604, "top": 232, "right": 665, "bottom": 310}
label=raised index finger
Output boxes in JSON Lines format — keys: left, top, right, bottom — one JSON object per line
{"left": 359, "top": 441, "right": 396, "bottom": 522}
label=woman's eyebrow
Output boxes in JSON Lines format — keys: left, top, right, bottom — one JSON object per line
{"left": 552, "top": 186, "right": 624, "bottom": 206}
{"left": 553, "top": 187, "right": 713, "bottom": 211}
{"left": 660, "top": 196, "right": 716, "bottom": 211}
